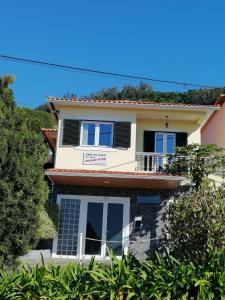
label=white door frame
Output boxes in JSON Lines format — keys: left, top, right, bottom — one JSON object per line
{"left": 52, "top": 195, "right": 130, "bottom": 260}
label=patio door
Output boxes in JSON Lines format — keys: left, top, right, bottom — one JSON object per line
{"left": 53, "top": 195, "right": 129, "bottom": 259}
{"left": 83, "top": 197, "right": 129, "bottom": 259}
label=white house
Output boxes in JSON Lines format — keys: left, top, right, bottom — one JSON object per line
{"left": 42, "top": 97, "right": 219, "bottom": 260}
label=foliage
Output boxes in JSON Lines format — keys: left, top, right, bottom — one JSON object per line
{"left": 63, "top": 92, "right": 77, "bottom": 99}
{"left": 164, "top": 183, "right": 225, "bottom": 262}
{"left": 166, "top": 143, "right": 225, "bottom": 189}
{"left": 0, "top": 76, "right": 55, "bottom": 267}
{"left": 87, "top": 82, "right": 225, "bottom": 105}
{"left": 45, "top": 201, "right": 60, "bottom": 232}
{"left": 35, "top": 102, "right": 51, "bottom": 113}
{"left": 36, "top": 82, "right": 225, "bottom": 110}
{"left": 36, "top": 209, "right": 56, "bottom": 240}
{"left": 1, "top": 247, "right": 225, "bottom": 299}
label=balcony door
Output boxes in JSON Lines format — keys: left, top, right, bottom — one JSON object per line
{"left": 155, "top": 132, "right": 175, "bottom": 171}
{"left": 155, "top": 132, "right": 175, "bottom": 154}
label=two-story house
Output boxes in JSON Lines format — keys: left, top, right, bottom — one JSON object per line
{"left": 42, "top": 97, "right": 219, "bottom": 260}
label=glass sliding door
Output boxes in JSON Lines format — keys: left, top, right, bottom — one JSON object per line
{"left": 53, "top": 195, "right": 130, "bottom": 259}
{"left": 82, "top": 197, "right": 129, "bottom": 259}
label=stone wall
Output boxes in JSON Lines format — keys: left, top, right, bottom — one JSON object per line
{"left": 52, "top": 185, "right": 174, "bottom": 259}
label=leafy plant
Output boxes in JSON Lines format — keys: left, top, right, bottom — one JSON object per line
{"left": 1, "top": 247, "right": 225, "bottom": 299}
{"left": 166, "top": 144, "right": 225, "bottom": 189}
{"left": 164, "top": 182, "right": 225, "bottom": 262}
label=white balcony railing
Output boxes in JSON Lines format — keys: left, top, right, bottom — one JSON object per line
{"left": 136, "top": 152, "right": 170, "bottom": 172}
{"left": 135, "top": 152, "right": 225, "bottom": 175}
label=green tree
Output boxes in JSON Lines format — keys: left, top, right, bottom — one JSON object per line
{"left": 36, "top": 82, "right": 224, "bottom": 110}
{"left": 0, "top": 76, "right": 54, "bottom": 267}
{"left": 35, "top": 102, "right": 51, "bottom": 113}
{"left": 88, "top": 82, "right": 225, "bottom": 105}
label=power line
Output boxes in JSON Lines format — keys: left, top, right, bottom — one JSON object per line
{"left": 0, "top": 54, "right": 220, "bottom": 89}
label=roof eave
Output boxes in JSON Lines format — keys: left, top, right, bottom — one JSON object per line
{"left": 48, "top": 99, "right": 220, "bottom": 112}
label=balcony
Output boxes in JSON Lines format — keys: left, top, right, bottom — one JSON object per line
{"left": 135, "top": 152, "right": 225, "bottom": 179}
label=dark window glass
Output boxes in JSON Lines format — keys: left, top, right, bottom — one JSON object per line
{"left": 106, "top": 203, "right": 123, "bottom": 256}
{"left": 85, "top": 202, "right": 103, "bottom": 255}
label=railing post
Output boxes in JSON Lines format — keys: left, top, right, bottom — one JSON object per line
{"left": 147, "top": 155, "right": 150, "bottom": 171}
{"left": 79, "top": 232, "right": 83, "bottom": 261}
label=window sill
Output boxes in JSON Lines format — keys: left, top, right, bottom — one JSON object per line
{"left": 75, "top": 146, "right": 128, "bottom": 152}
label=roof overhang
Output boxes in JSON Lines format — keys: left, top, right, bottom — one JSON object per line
{"left": 46, "top": 168, "right": 185, "bottom": 190}
{"left": 41, "top": 128, "right": 57, "bottom": 151}
{"left": 47, "top": 97, "right": 220, "bottom": 113}
{"left": 201, "top": 94, "right": 225, "bottom": 131}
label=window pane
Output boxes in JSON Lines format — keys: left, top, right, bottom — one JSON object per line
{"left": 99, "top": 124, "right": 112, "bottom": 147}
{"left": 167, "top": 134, "right": 175, "bottom": 153}
{"left": 155, "top": 133, "right": 163, "bottom": 153}
{"left": 82, "top": 123, "right": 96, "bottom": 145}
{"left": 85, "top": 202, "right": 103, "bottom": 255}
{"left": 106, "top": 203, "right": 123, "bottom": 256}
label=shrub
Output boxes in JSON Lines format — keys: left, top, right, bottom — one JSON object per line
{"left": 164, "top": 182, "right": 225, "bottom": 262}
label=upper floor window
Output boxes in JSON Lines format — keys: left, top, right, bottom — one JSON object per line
{"left": 81, "top": 121, "right": 113, "bottom": 147}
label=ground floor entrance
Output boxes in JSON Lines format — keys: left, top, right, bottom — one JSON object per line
{"left": 52, "top": 195, "right": 130, "bottom": 259}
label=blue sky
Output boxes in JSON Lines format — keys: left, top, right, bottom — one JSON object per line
{"left": 0, "top": 0, "right": 225, "bottom": 108}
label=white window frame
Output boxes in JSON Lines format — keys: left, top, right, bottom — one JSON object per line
{"left": 52, "top": 195, "right": 130, "bottom": 260}
{"left": 155, "top": 132, "right": 176, "bottom": 154}
{"left": 80, "top": 121, "right": 114, "bottom": 147}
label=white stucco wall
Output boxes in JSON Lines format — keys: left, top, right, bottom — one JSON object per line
{"left": 202, "top": 102, "right": 225, "bottom": 149}
{"left": 54, "top": 106, "right": 207, "bottom": 172}
{"left": 55, "top": 107, "right": 137, "bottom": 171}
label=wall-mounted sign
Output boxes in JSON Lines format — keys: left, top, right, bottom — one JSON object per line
{"left": 83, "top": 152, "right": 107, "bottom": 165}
{"left": 137, "top": 194, "right": 160, "bottom": 204}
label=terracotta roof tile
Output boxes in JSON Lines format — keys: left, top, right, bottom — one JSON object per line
{"left": 41, "top": 128, "right": 57, "bottom": 132}
{"left": 47, "top": 96, "right": 219, "bottom": 108}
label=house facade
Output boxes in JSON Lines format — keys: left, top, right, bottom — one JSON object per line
{"left": 42, "top": 97, "right": 219, "bottom": 260}
{"left": 201, "top": 94, "right": 225, "bottom": 149}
